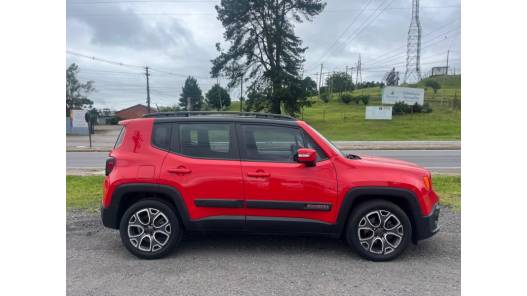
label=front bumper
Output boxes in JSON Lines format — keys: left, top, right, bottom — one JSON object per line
{"left": 414, "top": 204, "right": 440, "bottom": 241}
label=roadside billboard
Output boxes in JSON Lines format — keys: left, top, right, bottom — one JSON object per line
{"left": 382, "top": 86, "right": 424, "bottom": 105}
{"left": 71, "top": 110, "right": 88, "bottom": 128}
{"left": 365, "top": 106, "right": 392, "bottom": 120}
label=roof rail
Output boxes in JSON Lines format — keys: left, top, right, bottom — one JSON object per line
{"left": 143, "top": 111, "right": 296, "bottom": 121}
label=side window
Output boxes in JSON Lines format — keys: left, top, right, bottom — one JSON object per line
{"left": 240, "top": 125, "right": 305, "bottom": 162}
{"left": 179, "top": 123, "right": 236, "bottom": 159}
{"left": 114, "top": 126, "right": 126, "bottom": 149}
{"left": 152, "top": 123, "right": 171, "bottom": 150}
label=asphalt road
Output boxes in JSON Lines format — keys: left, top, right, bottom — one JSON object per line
{"left": 67, "top": 209, "right": 460, "bottom": 296}
{"left": 66, "top": 150, "right": 460, "bottom": 173}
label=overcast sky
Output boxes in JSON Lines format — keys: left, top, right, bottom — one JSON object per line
{"left": 66, "top": 0, "right": 461, "bottom": 110}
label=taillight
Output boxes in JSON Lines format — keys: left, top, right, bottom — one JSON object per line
{"left": 105, "top": 157, "right": 116, "bottom": 176}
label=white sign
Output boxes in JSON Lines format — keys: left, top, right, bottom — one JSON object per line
{"left": 382, "top": 86, "right": 424, "bottom": 105}
{"left": 71, "top": 110, "right": 88, "bottom": 128}
{"left": 365, "top": 106, "right": 392, "bottom": 120}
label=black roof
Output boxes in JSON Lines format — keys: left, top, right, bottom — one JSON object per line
{"left": 144, "top": 111, "right": 299, "bottom": 125}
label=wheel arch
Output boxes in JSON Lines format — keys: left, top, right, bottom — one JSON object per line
{"left": 336, "top": 187, "right": 423, "bottom": 242}
{"left": 102, "top": 183, "right": 191, "bottom": 230}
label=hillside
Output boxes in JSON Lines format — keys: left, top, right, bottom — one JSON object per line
{"left": 228, "top": 75, "right": 461, "bottom": 141}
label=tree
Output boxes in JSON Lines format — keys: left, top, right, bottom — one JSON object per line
{"left": 326, "top": 72, "right": 354, "bottom": 94}
{"left": 205, "top": 84, "right": 231, "bottom": 110}
{"left": 424, "top": 79, "right": 441, "bottom": 94}
{"left": 179, "top": 76, "right": 204, "bottom": 111}
{"left": 66, "top": 63, "right": 95, "bottom": 116}
{"left": 302, "top": 76, "right": 318, "bottom": 97}
{"left": 211, "top": 0, "right": 326, "bottom": 114}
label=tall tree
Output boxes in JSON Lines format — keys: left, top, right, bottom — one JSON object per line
{"left": 302, "top": 76, "right": 318, "bottom": 97}
{"left": 211, "top": 0, "right": 326, "bottom": 115}
{"left": 326, "top": 72, "right": 354, "bottom": 94}
{"left": 179, "top": 76, "right": 204, "bottom": 111}
{"left": 66, "top": 63, "right": 95, "bottom": 116}
{"left": 205, "top": 84, "right": 231, "bottom": 110}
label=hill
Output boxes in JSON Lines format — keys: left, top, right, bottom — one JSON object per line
{"left": 228, "top": 75, "right": 461, "bottom": 141}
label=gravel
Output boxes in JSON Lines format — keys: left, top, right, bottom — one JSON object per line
{"left": 67, "top": 208, "right": 460, "bottom": 296}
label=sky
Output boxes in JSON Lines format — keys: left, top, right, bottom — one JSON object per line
{"left": 66, "top": 0, "right": 461, "bottom": 110}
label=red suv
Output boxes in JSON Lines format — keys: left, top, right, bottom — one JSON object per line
{"left": 101, "top": 112, "right": 440, "bottom": 261}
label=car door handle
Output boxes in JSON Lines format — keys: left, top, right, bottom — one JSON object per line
{"left": 168, "top": 167, "right": 192, "bottom": 174}
{"left": 247, "top": 171, "right": 270, "bottom": 178}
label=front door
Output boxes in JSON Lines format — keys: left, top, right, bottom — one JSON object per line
{"left": 158, "top": 122, "right": 244, "bottom": 230}
{"left": 238, "top": 123, "right": 338, "bottom": 233}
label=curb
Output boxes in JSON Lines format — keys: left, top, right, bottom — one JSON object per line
{"left": 67, "top": 141, "right": 461, "bottom": 152}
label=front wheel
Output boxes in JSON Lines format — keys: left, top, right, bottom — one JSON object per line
{"left": 345, "top": 200, "right": 412, "bottom": 261}
{"left": 119, "top": 199, "right": 182, "bottom": 259}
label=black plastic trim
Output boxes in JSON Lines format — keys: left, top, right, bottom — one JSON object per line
{"left": 195, "top": 199, "right": 244, "bottom": 208}
{"left": 335, "top": 186, "right": 438, "bottom": 241}
{"left": 246, "top": 200, "right": 332, "bottom": 211}
{"left": 101, "top": 183, "right": 191, "bottom": 230}
{"left": 246, "top": 216, "right": 338, "bottom": 236}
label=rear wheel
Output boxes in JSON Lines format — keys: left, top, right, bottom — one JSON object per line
{"left": 119, "top": 199, "right": 182, "bottom": 259}
{"left": 346, "top": 200, "right": 411, "bottom": 261}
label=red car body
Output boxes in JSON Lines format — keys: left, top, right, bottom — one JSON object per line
{"left": 101, "top": 113, "right": 440, "bottom": 259}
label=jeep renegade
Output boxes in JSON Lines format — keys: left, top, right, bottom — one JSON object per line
{"left": 101, "top": 112, "right": 440, "bottom": 261}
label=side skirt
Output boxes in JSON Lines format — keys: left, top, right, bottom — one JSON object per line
{"left": 185, "top": 215, "right": 340, "bottom": 238}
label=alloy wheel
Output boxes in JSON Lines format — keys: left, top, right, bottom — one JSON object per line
{"left": 357, "top": 210, "right": 404, "bottom": 255}
{"left": 127, "top": 208, "right": 172, "bottom": 252}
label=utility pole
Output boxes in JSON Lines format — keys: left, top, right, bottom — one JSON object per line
{"left": 217, "top": 77, "right": 222, "bottom": 110}
{"left": 145, "top": 66, "right": 151, "bottom": 113}
{"left": 446, "top": 49, "right": 450, "bottom": 75}
{"left": 240, "top": 75, "right": 243, "bottom": 112}
{"left": 187, "top": 97, "right": 191, "bottom": 111}
{"left": 318, "top": 63, "right": 323, "bottom": 100}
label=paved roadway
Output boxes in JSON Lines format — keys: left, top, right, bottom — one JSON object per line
{"left": 67, "top": 209, "right": 460, "bottom": 296}
{"left": 67, "top": 150, "right": 460, "bottom": 173}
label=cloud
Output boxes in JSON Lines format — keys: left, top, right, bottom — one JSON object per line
{"left": 66, "top": 0, "right": 460, "bottom": 110}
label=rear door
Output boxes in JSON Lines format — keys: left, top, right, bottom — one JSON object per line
{"left": 158, "top": 122, "right": 244, "bottom": 230}
{"left": 238, "top": 123, "right": 338, "bottom": 233}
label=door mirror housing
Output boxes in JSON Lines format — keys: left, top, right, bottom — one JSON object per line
{"left": 296, "top": 148, "right": 317, "bottom": 167}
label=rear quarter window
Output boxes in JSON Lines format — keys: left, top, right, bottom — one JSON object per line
{"left": 152, "top": 123, "right": 172, "bottom": 151}
{"left": 114, "top": 126, "right": 126, "bottom": 149}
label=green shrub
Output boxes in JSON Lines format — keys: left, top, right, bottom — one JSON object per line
{"left": 393, "top": 102, "right": 412, "bottom": 115}
{"left": 412, "top": 102, "right": 422, "bottom": 113}
{"left": 340, "top": 94, "right": 353, "bottom": 104}
{"left": 320, "top": 92, "right": 330, "bottom": 103}
{"left": 422, "top": 102, "right": 433, "bottom": 113}
{"left": 359, "top": 95, "right": 370, "bottom": 105}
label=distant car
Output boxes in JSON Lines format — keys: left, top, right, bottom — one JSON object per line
{"left": 101, "top": 112, "right": 440, "bottom": 261}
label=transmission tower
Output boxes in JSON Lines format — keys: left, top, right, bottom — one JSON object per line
{"left": 403, "top": 0, "right": 422, "bottom": 84}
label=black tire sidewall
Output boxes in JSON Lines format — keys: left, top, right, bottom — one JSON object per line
{"left": 346, "top": 199, "right": 412, "bottom": 261}
{"left": 119, "top": 198, "right": 182, "bottom": 259}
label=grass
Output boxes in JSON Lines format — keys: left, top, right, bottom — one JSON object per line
{"left": 67, "top": 175, "right": 461, "bottom": 211}
{"left": 228, "top": 76, "right": 461, "bottom": 141}
{"left": 433, "top": 175, "right": 461, "bottom": 210}
{"left": 66, "top": 175, "right": 104, "bottom": 211}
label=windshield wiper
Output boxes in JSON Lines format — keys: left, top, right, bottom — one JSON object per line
{"left": 346, "top": 153, "right": 361, "bottom": 160}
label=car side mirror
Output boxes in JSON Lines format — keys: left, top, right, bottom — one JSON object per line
{"left": 296, "top": 148, "right": 317, "bottom": 167}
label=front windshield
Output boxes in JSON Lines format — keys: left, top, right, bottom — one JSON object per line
{"left": 308, "top": 126, "right": 345, "bottom": 157}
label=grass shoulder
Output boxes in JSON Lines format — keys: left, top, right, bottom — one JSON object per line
{"left": 66, "top": 175, "right": 461, "bottom": 212}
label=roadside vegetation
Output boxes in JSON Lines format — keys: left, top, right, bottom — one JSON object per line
{"left": 432, "top": 175, "right": 461, "bottom": 210}
{"left": 229, "top": 75, "right": 461, "bottom": 141}
{"left": 66, "top": 174, "right": 461, "bottom": 212}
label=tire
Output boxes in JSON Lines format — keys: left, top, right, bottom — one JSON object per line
{"left": 119, "top": 198, "right": 182, "bottom": 259}
{"left": 345, "top": 199, "right": 412, "bottom": 261}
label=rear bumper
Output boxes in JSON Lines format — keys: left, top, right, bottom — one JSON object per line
{"left": 414, "top": 204, "right": 440, "bottom": 241}
{"left": 101, "top": 204, "right": 120, "bottom": 229}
